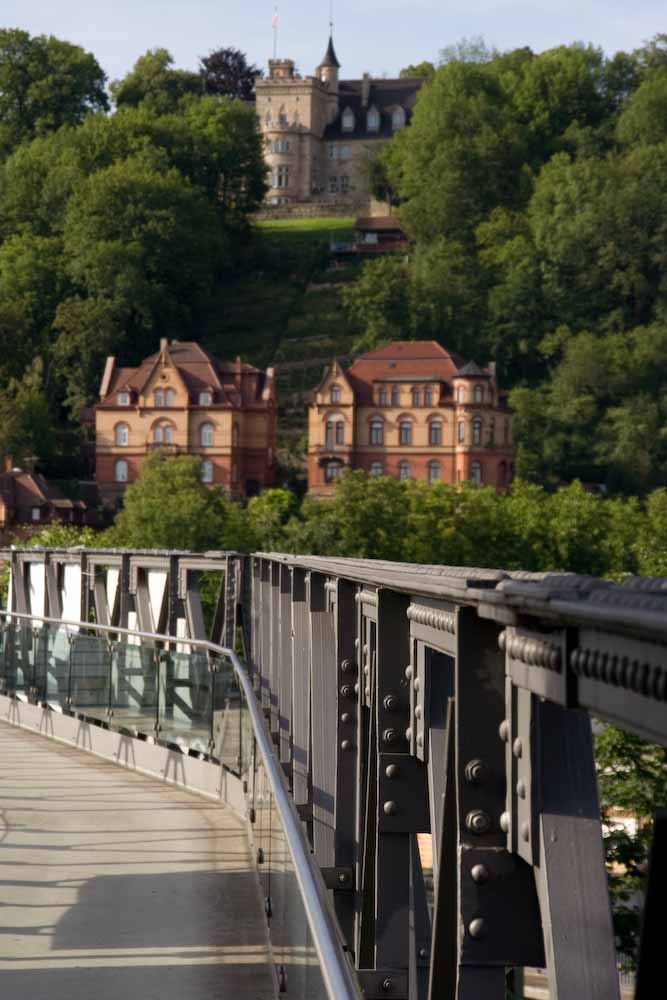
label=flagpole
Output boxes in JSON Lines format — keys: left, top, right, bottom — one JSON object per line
{"left": 273, "top": 5, "right": 278, "bottom": 60}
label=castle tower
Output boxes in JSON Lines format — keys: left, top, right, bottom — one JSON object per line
{"left": 317, "top": 35, "right": 340, "bottom": 89}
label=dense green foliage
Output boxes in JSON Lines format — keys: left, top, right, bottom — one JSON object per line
{"left": 345, "top": 34, "right": 667, "bottom": 493}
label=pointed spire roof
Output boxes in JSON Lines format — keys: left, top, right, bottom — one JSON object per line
{"left": 456, "top": 360, "right": 490, "bottom": 378}
{"left": 320, "top": 35, "right": 340, "bottom": 69}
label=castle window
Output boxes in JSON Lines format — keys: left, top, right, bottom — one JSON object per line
{"left": 471, "top": 461, "right": 483, "bottom": 485}
{"left": 200, "top": 423, "right": 214, "bottom": 447}
{"left": 391, "top": 387, "right": 400, "bottom": 407}
{"left": 154, "top": 389, "right": 163, "bottom": 406}
{"left": 340, "top": 175, "right": 349, "bottom": 193}
{"left": 392, "top": 107, "right": 406, "bottom": 131}
{"left": 115, "top": 460, "right": 128, "bottom": 483}
{"left": 398, "top": 461, "right": 411, "bottom": 481}
{"left": 273, "top": 165, "right": 290, "bottom": 188}
{"left": 340, "top": 144, "right": 350, "bottom": 160}
{"left": 429, "top": 420, "right": 442, "bottom": 446}
{"left": 367, "top": 107, "right": 380, "bottom": 132}
{"left": 278, "top": 109, "right": 287, "bottom": 127}
{"left": 199, "top": 391, "right": 212, "bottom": 406}
{"left": 428, "top": 461, "right": 440, "bottom": 484}
{"left": 370, "top": 419, "right": 384, "bottom": 446}
{"left": 342, "top": 108, "right": 355, "bottom": 132}
{"left": 424, "top": 387, "right": 433, "bottom": 406}
{"left": 458, "top": 420, "right": 465, "bottom": 443}
{"left": 328, "top": 143, "right": 338, "bottom": 159}
{"left": 370, "top": 462, "right": 383, "bottom": 477}
{"left": 118, "top": 391, "right": 130, "bottom": 406}
{"left": 201, "top": 460, "right": 213, "bottom": 484}
{"left": 399, "top": 420, "right": 413, "bottom": 446}
{"left": 472, "top": 417, "right": 482, "bottom": 446}
{"left": 474, "top": 384, "right": 483, "bottom": 404}
{"left": 115, "top": 423, "right": 129, "bottom": 447}
{"left": 273, "top": 138, "right": 291, "bottom": 153}
{"left": 165, "top": 389, "right": 175, "bottom": 407}
{"left": 329, "top": 176, "right": 339, "bottom": 193}
{"left": 379, "top": 388, "right": 388, "bottom": 406}
{"left": 330, "top": 385, "right": 341, "bottom": 403}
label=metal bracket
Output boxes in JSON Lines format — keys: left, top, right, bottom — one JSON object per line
{"left": 357, "top": 970, "right": 408, "bottom": 999}
{"left": 296, "top": 803, "right": 313, "bottom": 822}
{"left": 321, "top": 866, "right": 353, "bottom": 890}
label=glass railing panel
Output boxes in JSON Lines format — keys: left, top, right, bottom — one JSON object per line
{"left": 211, "top": 653, "right": 245, "bottom": 773}
{"left": 2, "top": 623, "right": 36, "bottom": 698}
{"left": 69, "top": 633, "right": 112, "bottom": 723}
{"left": 245, "top": 686, "right": 326, "bottom": 999}
{"left": 109, "top": 640, "right": 158, "bottom": 737}
{"left": 34, "top": 624, "right": 71, "bottom": 707}
{"left": 158, "top": 648, "right": 212, "bottom": 754}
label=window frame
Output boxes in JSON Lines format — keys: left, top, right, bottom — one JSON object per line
{"left": 330, "top": 385, "right": 342, "bottom": 404}
{"left": 399, "top": 420, "right": 413, "bottom": 446}
{"left": 118, "top": 391, "right": 130, "bottom": 406}
{"left": 367, "top": 107, "right": 380, "bottom": 132}
{"left": 342, "top": 108, "right": 355, "bottom": 132}
{"left": 115, "top": 459, "right": 128, "bottom": 483}
{"left": 200, "top": 460, "right": 214, "bottom": 484}
{"left": 458, "top": 420, "right": 465, "bottom": 444}
{"left": 474, "top": 384, "right": 483, "bottom": 404}
{"left": 369, "top": 461, "right": 383, "bottom": 478}
{"left": 429, "top": 420, "right": 442, "bottom": 446}
{"left": 115, "top": 423, "right": 129, "bottom": 447}
{"left": 471, "top": 461, "right": 483, "bottom": 485}
{"left": 199, "top": 391, "right": 212, "bottom": 406}
{"left": 391, "top": 387, "right": 400, "bottom": 407}
{"left": 472, "top": 417, "right": 482, "bottom": 446}
{"left": 398, "top": 460, "right": 411, "bottom": 481}
{"left": 370, "top": 418, "right": 384, "bottom": 446}
{"left": 200, "top": 423, "right": 214, "bottom": 448}
{"left": 428, "top": 460, "right": 440, "bottom": 484}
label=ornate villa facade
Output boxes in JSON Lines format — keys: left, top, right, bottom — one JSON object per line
{"left": 255, "top": 37, "right": 422, "bottom": 210}
{"left": 95, "top": 340, "right": 276, "bottom": 504}
{"left": 308, "top": 341, "right": 514, "bottom": 496}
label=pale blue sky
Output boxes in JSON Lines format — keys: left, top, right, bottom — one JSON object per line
{"left": 2, "top": 1, "right": 665, "bottom": 82}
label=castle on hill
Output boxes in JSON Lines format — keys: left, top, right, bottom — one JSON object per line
{"left": 255, "top": 36, "right": 423, "bottom": 211}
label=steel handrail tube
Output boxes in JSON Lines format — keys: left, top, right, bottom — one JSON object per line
{"left": 0, "top": 609, "right": 363, "bottom": 1000}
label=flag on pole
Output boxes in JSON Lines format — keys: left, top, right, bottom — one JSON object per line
{"left": 272, "top": 8, "right": 278, "bottom": 28}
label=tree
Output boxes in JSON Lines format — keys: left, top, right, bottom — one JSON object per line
{"left": 0, "top": 358, "right": 55, "bottom": 467}
{"left": 200, "top": 47, "right": 261, "bottom": 101}
{"left": 400, "top": 61, "right": 435, "bottom": 80}
{"left": 0, "top": 29, "right": 107, "bottom": 156}
{"left": 616, "top": 67, "right": 667, "bottom": 146}
{"left": 109, "top": 454, "right": 246, "bottom": 551}
{"left": 341, "top": 256, "right": 412, "bottom": 351}
{"left": 111, "top": 49, "right": 201, "bottom": 114}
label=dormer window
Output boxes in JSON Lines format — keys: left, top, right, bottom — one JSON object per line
{"left": 165, "top": 389, "right": 175, "bottom": 407}
{"left": 118, "top": 391, "right": 130, "bottom": 406}
{"left": 199, "top": 391, "right": 212, "bottom": 406}
{"left": 154, "top": 389, "right": 163, "bottom": 407}
{"left": 474, "top": 385, "right": 483, "bottom": 404}
{"left": 342, "top": 108, "right": 355, "bottom": 132}
{"left": 330, "top": 385, "right": 341, "bottom": 404}
{"left": 392, "top": 107, "right": 405, "bottom": 131}
{"left": 367, "top": 107, "right": 380, "bottom": 132}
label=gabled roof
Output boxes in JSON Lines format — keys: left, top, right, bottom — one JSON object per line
{"left": 324, "top": 77, "right": 423, "bottom": 140}
{"left": 0, "top": 471, "right": 84, "bottom": 510}
{"left": 346, "top": 341, "right": 466, "bottom": 403}
{"left": 456, "top": 360, "right": 492, "bottom": 378}
{"left": 319, "top": 35, "right": 341, "bottom": 69}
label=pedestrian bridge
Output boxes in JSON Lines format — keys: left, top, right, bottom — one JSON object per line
{"left": 0, "top": 547, "right": 664, "bottom": 999}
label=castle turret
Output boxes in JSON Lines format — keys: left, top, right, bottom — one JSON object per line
{"left": 317, "top": 35, "right": 340, "bottom": 88}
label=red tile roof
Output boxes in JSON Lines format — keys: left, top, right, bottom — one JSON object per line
{"left": 347, "top": 341, "right": 467, "bottom": 402}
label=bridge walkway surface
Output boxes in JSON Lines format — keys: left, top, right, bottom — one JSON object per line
{"left": 0, "top": 721, "right": 275, "bottom": 1000}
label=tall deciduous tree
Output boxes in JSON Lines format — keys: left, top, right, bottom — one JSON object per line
{"left": 111, "top": 48, "right": 201, "bottom": 114}
{"left": 200, "top": 47, "right": 261, "bottom": 101}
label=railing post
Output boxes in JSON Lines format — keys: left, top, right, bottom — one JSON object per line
{"left": 309, "top": 571, "right": 337, "bottom": 866}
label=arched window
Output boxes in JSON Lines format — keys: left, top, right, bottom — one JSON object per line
{"left": 471, "top": 461, "right": 483, "bottom": 485}
{"left": 429, "top": 420, "right": 442, "bottom": 446}
{"left": 115, "top": 423, "right": 129, "bottom": 447}
{"left": 391, "top": 387, "right": 400, "bottom": 407}
{"left": 232, "top": 424, "right": 239, "bottom": 447}
{"left": 392, "top": 107, "right": 406, "bottom": 131}
{"left": 474, "top": 385, "right": 483, "bottom": 404}
{"left": 154, "top": 389, "right": 163, "bottom": 407}
{"left": 370, "top": 419, "right": 384, "bottom": 446}
{"left": 370, "top": 462, "right": 383, "bottom": 477}
{"left": 457, "top": 386, "right": 466, "bottom": 403}
{"left": 164, "top": 425, "right": 173, "bottom": 444}
{"left": 118, "top": 391, "right": 130, "bottom": 406}
{"left": 411, "top": 387, "right": 420, "bottom": 407}
{"left": 367, "top": 107, "right": 380, "bottom": 132}
{"left": 458, "top": 420, "right": 465, "bottom": 444}
{"left": 398, "top": 461, "right": 411, "bottom": 481}
{"left": 165, "top": 389, "right": 175, "bottom": 407}
{"left": 200, "top": 423, "right": 214, "bottom": 447}
{"left": 154, "top": 423, "right": 173, "bottom": 445}
{"left": 200, "top": 460, "right": 213, "bottom": 484}
{"left": 472, "top": 417, "right": 482, "bottom": 446}
{"left": 423, "top": 387, "right": 433, "bottom": 406}
{"left": 399, "top": 420, "right": 412, "bottom": 446}
{"left": 428, "top": 461, "right": 440, "bottom": 484}
{"left": 342, "top": 108, "right": 355, "bottom": 132}
{"left": 115, "top": 459, "right": 128, "bottom": 483}
{"left": 379, "top": 388, "right": 388, "bottom": 406}
{"left": 154, "top": 425, "right": 163, "bottom": 444}
{"left": 325, "top": 461, "right": 344, "bottom": 483}
{"left": 330, "top": 385, "right": 341, "bottom": 404}
{"left": 199, "top": 391, "right": 212, "bottom": 406}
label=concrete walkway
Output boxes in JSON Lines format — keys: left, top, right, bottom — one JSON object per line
{"left": 0, "top": 722, "right": 275, "bottom": 1000}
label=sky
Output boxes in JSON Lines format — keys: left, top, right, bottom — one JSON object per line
{"left": 1, "top": 1, "right": 665, "bottom": 82}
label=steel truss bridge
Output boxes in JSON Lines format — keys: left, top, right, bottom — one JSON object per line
{"left": 0, "top": 546, "right": 664, "bottom": 999}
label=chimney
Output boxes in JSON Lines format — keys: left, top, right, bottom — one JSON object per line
{"left": 362, "top": 73, "right": 371, "bottom": 107}
{"left": 235, "top": 356, "right": 243, "bottom": 390}
{"left": 4, "top": 455, "right": 13, "bottom": 473}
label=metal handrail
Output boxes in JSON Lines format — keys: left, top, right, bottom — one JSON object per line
{"left": 0, "top": 608, "right": 363, "bottom": 1000}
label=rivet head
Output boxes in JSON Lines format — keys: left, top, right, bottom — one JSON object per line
{"left": 404, "top": 665, "right": 413, "bottom": 680}
{"left": 499, "top": 719, "right": 510, "bottom": 743}
{"left": 513, "top": 738, "right": 523, "bottom": 758}
{"left": 466, "top": 810, "right": 492, "bottom": 835}
{"left": 338, "top": 872, "right": 349, "bottom": 885}
{"left": 383, "top": 693, "right": 399, "bottom": 712}
{"left": 517, "top": 778, "right": 527, "bottom": 799}
{"left": 469, "top": 917, "right": 487, "bottom": 940}
{"left": 381, "top": 980, "right": 394, "bottom": 995}
{"left": 341, "top": 685, "right": 354, "bottom": 699}
{"left": 383, "top": 728, "right": 399, "bottom": 745}
{"left": 464, "top": 759, "right": 488, "bottom": 784}
{"left": 500, "top": 811, "right": 511, "bottom": 833}
{"left": 413, "top": 677, "right": 420, "bottom": 692}
{"left": 521, "top": 821, "right": 530, "bottom": 842}
{"left": 416, "top": 734, "right": 423, "bottom": 747}
{"left": 383, "top": 801, "right": 398, "bottom": 816}
{"left": 341, "top": 712, "right": 352, "bottom": 724}
{"left": 414, "top": 705, "right": 422, "bottom": 719}
{"left": 418, "top": 947, "right": 429, "bottom": 960}
{"left": 498, "top": 629, "right": 507, "bottom": 651}
{"left": 385, "top": 764, "right": 400, "bottom": 779}
{"left": 405, "top": 727, "right": 412, "bottom": 742}
{"left": 341, "top": 658, "right": 357, "bottom": 674}
{"left": 341, "top": 740, "right": 353, "bottom": 751}
{"left": 471, "top": 864, "right": 489, "bottom": 884}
